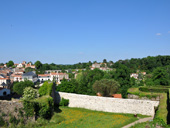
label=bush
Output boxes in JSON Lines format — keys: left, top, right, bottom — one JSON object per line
{"left": 59, "top": 98, "right": 69, "bottom": 106}
{"left": 0, "top": 116, "right": 5, "bottom": 126}
{"left": 13, "top": 80, "right": 34, "bottom": 95}
{"left": 23, "top": 96, "right": 54, "bottom": 119}
{"left": 39, "top": 82, "right": 53, "bottom": 96}
{"left": 22, "top": 87, "right": 39, "bottom": 100}
{"left": 139, "top": 87, "right": 168, "bottom": 93}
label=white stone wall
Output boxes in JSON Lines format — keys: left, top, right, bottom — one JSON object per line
{"left": 58, "top": 92, "right": 159, "bottom": 116}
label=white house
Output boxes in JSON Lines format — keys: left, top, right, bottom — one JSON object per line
{"left": 10, "top": 74, "right": 22, "bottom": 82}
{"left": 0, "top": 88, "right": 10, "bottom": 96}
{"left": 38, "top": 74, "right": 51, "bottom": 83}
{"left": 22, "top": 71, "right": 37, "bottom": 83}
{"left": 17, "top": 63, "right": 24, "bottom": 68}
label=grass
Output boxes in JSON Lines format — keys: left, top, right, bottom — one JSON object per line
{"left": 45, "top": 107, "right": 145, "bottom": 128}
{"left": 15, "top": 107, "right": 145, "bottom": 128}
{"left": 155, "top": 93, "right": 168, "bottom": 123}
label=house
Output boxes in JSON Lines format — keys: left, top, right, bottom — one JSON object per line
{"left": 0, "top": 74, "right": 10, "bottom": 88}
{"left": 10, "top": 74, "right": 22, "bottom": 82}
{"left": 38, "top": 74, "right": 51, "bottom": 83}
{"left": 17, "top": 63, "right": 24, "bottom": 68}
{"left": 92, "top": 63, "right": 101, "bottom": 68}
{"left": 50, "top": 72, "right": 69, "bottom": 84}
{"left": 25, "top": 62, "right": 36, "bottom": 69}
{"left": 0, "top": 88, "right": 10, "bottom": 96}
{"left": 130, "top": 73, "right": 138, "bottom": 79}
{"left": 130, "top": 72, "right": 146, "bottom": 80}
{"left": 22, "top": 71, "right": 37, "bottom": 83}
{"left": 14, "top": 68, "right": 25, "bottom": 74}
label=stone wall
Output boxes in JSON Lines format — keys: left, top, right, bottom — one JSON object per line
{"left": 58, "top": 92, "right": 159, "bottom": 116}
{"left": 0, "top": 100, "right": 23, "bottom": 121}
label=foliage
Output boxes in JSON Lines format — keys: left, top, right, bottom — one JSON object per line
{"left": 34, "top": 60, "right": 42, "bottom": 69}
{"left": 6, "top": 60, "right": 14, "bottom": 67}
{"left": 139, "top": 86, "right": 169, "bottom": 93}
{"left": 152, "top": 67, "right": 170, "bottom": 86}
{"left": 25, "top": 67, "right": 34, "bottom": 73}
{"left": 92, "top": 79, "right": 120, "bottom": 96}
{"left": 114, "top": 64, "right": 131, "bottom": 87}
{"left": 39, "top": 81, "right": 53, "bottom": 96}
{"left": 23, "top": 96, "right": 54, "bottom": 119}
{"left": 13, "top": 80, "right": 34, "bottom": 95}
{"left": 0, "top": 116, "right": 5, "bottom": 126}
{"left": 59, "top": 98, "right": 69, "bottom": 106}
{"left": 57, "top": 79, "right": 77, "bottom": 93}
{"left": 22, "top": 87, "right": 39, "bottom": 100}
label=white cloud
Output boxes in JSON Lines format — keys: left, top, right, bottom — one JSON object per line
{"left": 156, "top": 33, "right": 162, "bottom": 36}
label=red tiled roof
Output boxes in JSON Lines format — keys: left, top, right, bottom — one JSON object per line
{"left": 112, "top": 94, "right": 122, "bottom": 98}
{"left": 38, "top": 74, "right": 50, "bottom": 77}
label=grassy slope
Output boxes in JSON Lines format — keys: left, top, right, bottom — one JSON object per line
{"left": 43, "top": 107, "right": 142, "bottom": 128}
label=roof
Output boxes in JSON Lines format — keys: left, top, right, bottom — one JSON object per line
{"left": 38, "top": 74, "right": 50, "bottom": 77}
{"left": 1, "top": 82, "right": 8, "bottom": 86}
{"left": 112, "top": 94, "right": 122, "bottom": 98}
{"left": 22, "top": 71, "right": 36, "bottom": 76}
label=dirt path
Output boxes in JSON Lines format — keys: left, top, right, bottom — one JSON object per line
{"left": 122, "top": 117, "right": 153, "bottom": 128}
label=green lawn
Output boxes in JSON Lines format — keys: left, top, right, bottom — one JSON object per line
{"left": 20, "top": 107, "right": 145, "bottom": 128}
{"left": 44, "top": 107, "right": 144, "bottom": 128}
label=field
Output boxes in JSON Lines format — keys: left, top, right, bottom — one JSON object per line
{"left": 31, "top": 107, "right": 145, "bottom": 128}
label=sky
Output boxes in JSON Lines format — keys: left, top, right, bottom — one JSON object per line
{"left": 0, "top": 0, "right": 170, "bottom": 64}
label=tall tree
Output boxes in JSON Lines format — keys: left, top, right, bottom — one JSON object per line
{"left": 34, "top": 60, "right": 42, "bottom": 69}
{"left": 6, "top": 60, "right": 14, "bottom": 67}
{"left": 93, "top": 79, "right": 120, "bottom": 97}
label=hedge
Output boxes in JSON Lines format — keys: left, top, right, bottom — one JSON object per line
{"left": 139, "top": 87, "right": 169, "bottom": 93}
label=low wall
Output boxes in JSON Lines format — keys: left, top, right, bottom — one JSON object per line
{"left": 58, "top": 92, "right": 159, "bottom": 116}
{"left": 0, "top": 100, "right": 23, "bottom": 121}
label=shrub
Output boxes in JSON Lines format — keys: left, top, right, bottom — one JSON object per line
{"left": 59, "top": 98, "right": 69, "bottom": 106}
{"left": 0, "top": 116, "right": 5, "bottom": 126}
{"left": 39, "top": 82, "right": 53, "bottom": 96}
{"left": 23, "top": 96, "right": 54, "bottom": 119}
{"left": 22, "top": 87, "right": 39, "bottom": 100}
{"left": 139, "top": 87, "right": 168, "bottom": 93}
{"left": 13, "top": 80, "right": 34, "bottom": 95}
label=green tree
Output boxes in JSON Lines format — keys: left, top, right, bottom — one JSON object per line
{"left": 152, "top": 67, "right": 170, "bottom": 85}
{"left": 103, "top": 59, "right": 107, "bottom": 63}
{"left": 25, "top": 67, "right": 34, "bottom": 73}
{"left": 6, "top": 60, "right": 14, "bottom": 67}
{"left": 57, "top": 79, "right": 78, "bottom": 93}
{"left": 13, "top": 80, "right": 34, "bottom": 95}
{"left": 92, "top": 79, "right": 120, "bottom": 97}
{"left": 34, "top": 60, "right": 42, "bottom": 69}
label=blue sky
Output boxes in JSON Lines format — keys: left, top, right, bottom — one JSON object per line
{"left": 0, "top": 0, "right": 170, "bottom": 64}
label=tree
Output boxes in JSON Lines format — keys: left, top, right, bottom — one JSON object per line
{"left": 103, "top": 59, "right": 107, "bottom": 63}
{"left": 152, "top": 67, "right": 170, "bottom": 86}
{"left": 57, "top": 79, "right": 78, "bottom": 93}
{"left": 34, "top": 60, "right": 42, "bottom": 69}
{"left": 92, "top": 79, "right": 120, "bottom": 97}
{"left": 6, "top": 60, "right": 14, "bottom": 67}
{"left": 13, "top": 80, "right": 34, "bottom": 95}
{"left": 25, "top": 67, "right": 34, "bottom": 73}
